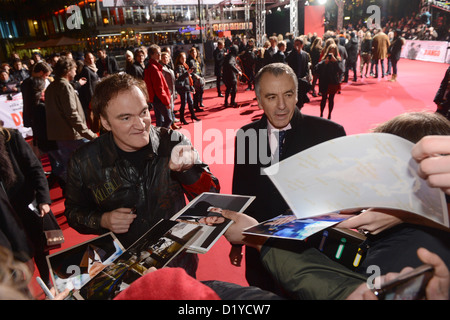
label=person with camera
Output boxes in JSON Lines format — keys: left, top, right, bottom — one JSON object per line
{"left": 174, "top": 52, "right": 200, "bottom": 124}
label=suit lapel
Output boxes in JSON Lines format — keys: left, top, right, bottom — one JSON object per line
{"left": 280, "top": 109, "right": 304, "bottom": 160}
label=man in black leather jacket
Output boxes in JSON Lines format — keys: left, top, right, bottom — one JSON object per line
{"left": 64, "top": 73, "right": 220, "bottom": 277}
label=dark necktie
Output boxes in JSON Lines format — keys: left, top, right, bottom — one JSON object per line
{"left": 278, "top": 130, "right": 287, "bottom": 158}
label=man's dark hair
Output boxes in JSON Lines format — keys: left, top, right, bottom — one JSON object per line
{"left": 32, "top": 61, "right": 52, "bottom": 75}
{"left": 53, "top": 57, "right": 76, "bottom": 78}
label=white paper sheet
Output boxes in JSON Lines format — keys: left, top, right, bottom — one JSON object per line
{"left": 263, "top": 133, "right": 449, "bottom": 227}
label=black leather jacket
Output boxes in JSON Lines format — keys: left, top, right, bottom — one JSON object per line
{"left": 65, "top": 126, "right": 220, "bottom": 249}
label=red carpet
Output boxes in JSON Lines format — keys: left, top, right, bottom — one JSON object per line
{"left": 29, "top": 59, "right": 448, "bottom": 298}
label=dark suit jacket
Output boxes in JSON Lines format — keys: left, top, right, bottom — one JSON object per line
{"left": 232, "top": 108, "right": 346, "bottom": 293}
{"left": 76, "top": 65, "right": 99, "bottom": 111}
{"left": 233, "top": 108, "right": 346, "bottom": 221}
{"left": 263, "top": 46, "right": 277, "bottom": 66}
{"left": 213, "top": 47, "right": 225, "bottom": 76}
{"left": 286, "top": 49, "right": 310, "bottom": 80}
{"left": 95, "top": 55, "right": 119, "bottom": 78}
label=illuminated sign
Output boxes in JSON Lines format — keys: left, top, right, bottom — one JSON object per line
{"left": 179, "top": 25, "right": 205, "bottom": 34}
{"left": 212, "top": 22, "right": 253, "bottom": 32}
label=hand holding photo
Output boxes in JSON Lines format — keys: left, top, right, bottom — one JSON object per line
{"left": 171, "top": 192, "right": 255, "bottom": 253}
{"left": 243, "top": 213, "right": 353, "bottom": 241}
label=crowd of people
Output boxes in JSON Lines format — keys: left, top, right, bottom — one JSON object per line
{"left": 352, "top": 11, "right": 447, "bottom": 41}
{"left": 0, "top": 62, "right": 449, "bottom": 300}
{"left": 0, "top": 14, "right": 445, "bottom": 121}
{"left": 0, "top": 12, "right": 449, "bottom": 300}
{"left": 213, "top": 27, "right": 405, "bottom": 120}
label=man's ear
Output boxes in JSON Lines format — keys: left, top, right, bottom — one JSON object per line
{"left": 100, "top": 115, "right": 111, "bottom": 131}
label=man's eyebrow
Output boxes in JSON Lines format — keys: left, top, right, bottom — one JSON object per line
{"left": 264, "top": 88, "right": 295, "bottom": 97}
{"left": 116, "top": 112, "right": 131, "bottom": 119}
{"left": 115, "top": 107, "right": 148, "bottom": 118}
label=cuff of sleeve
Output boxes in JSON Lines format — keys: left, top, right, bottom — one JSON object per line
{"left": 86, "top": 211, "right": 106, "bottom": 232}
{"left": 172, "top": 165, "right": 202, "bottom": 185}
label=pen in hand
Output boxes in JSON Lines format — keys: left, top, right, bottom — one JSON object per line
{"left": 36, "top": 276, "right": 54, "bottom": 300}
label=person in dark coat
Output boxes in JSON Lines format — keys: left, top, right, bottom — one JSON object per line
{"left": 263, "top": 36, "right": 278, "bottom": 66}
{"left": 187, "top": 47, "right": 205, "bottom": 112}
{"left": 222, "top": 45, "right": 241, "bottom": 108}
{"left": 360, "top": 31, "right": 372, "bottom": 78}
{"left": 76, "top": 52, "right": 100, "bottom": 131}
{"left": 20, "top": 62, "right": 62, "bottom": 188}
{"left": 10, "top": 59, "right": 29, "bottom": 85}
{"left": 272, "top": 41, "right": 287, "bottom": 64}
{"left": 96, "top": 49, "right": 120, "bottom": 78}
{"left": 309, "top": 37, "right": 323, "bottom": 97}
{"left": 0, "top": 126, "right": 53, "bottom": 287}
{"left": 213, "top": 40, "right": 225, "bottom": 97}
{"left": 0, "top": 148, "right": 32, "bottom": 267}
{"left": 21, "top": 61, "right": 52, "bottom": 131}
{"left": 315, "top": 44, "right": 345, "bottom": 119}
{"left": 174, "top": 52, "right": 199, "bottom": 124}
{"left": 239, "top": 39, "right": 256, "bottom": 91}
{"left": 0, "top": 70, "right": 19, "bottom": 94}
{"left": 126, "top": 49, "right": 146, "bottom": 80}
{"left": 232, "top": 62, "right": 346, "bottom": 295}
{"left": 25, "top": 77, "right": 59, "bottom": 167}
{"left": 344, "top": 32, "right": 359, "bottom": 82}
{"left": 434, "top": 66, "right": 450, "bottom": 120}
{"left": 286, "top": 37, "right": 311, "bottom": 109}
{"left": 387, "top": 29, "right": 405, "bottom": 82}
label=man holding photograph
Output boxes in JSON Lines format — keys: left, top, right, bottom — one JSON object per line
{"left": 232, "top": 63, "right": 346, "bottom": 294}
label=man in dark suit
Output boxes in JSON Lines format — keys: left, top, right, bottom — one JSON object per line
{"left": 263, "top": 36, "right": 278, "bottom": 66}
{"left": 286, "top": 37, "right": 311, "bottom": 109}
{"left": 213, "top": 40, "right": 225, "bottom": 97}
{"left": 96, "top": 49, "right": 120, "bottom": 78}
{"left": 232, "top": 63, "right": 346, "bottom": 295}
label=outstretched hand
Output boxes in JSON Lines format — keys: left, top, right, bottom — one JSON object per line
{"left": 221, "top": 210, "right": 266, "bottom": 251}
{"left": 169, "top": 145, "right": 199, "bottom": 172}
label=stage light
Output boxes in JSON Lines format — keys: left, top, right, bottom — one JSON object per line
{"left": 318, "top": 0, "right": 327, "bottom": 4}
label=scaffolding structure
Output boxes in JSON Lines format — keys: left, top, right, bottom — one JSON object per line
{"left": 255, "top": 0, "right": 266, "bottom": 47}
{"left": 254, "top": 0, "right": 299, "bottom": 46}
{"left": 290, "top": 0, "right": 299, "bottom": 38}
